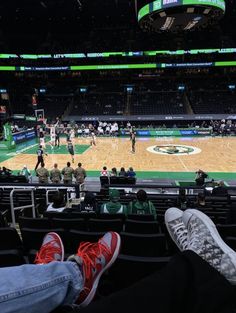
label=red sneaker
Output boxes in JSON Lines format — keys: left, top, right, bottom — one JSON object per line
{"left": 68, "top": 231, "right": 121, "bottom": 307}
{"left": 34, "top": 232, "right": 64, "bottom": 264}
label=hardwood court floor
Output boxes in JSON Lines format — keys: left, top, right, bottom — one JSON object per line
{"left": 0, "top": 136, "right": 236, "bottom": 173}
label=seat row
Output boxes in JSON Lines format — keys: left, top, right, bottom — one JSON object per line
{"left": 18, "top": 215, "right": 161, "bottom": 234}
{"left": 0, "top": 227, "right": 175, "bottom": 265}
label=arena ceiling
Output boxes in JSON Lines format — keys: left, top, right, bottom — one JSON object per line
{"left": 0, "top": 0, "right": 234, "bottom": 52}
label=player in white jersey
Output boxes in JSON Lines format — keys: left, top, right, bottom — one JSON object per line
{"left": 39, "top": 137, "right": 46, "bottom": 148}
{"left": 90, "top": 132, "right": 96, "bottom": 146}
{"left": 48, "top": 132, "right": 55, "bottom": 149}
{"left": 70, "top": 128, "right": 75, "bottom": 143}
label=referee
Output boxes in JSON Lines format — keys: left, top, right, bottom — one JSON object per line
{"left": 35, "top": 145, "right": 47, "bottom": 171}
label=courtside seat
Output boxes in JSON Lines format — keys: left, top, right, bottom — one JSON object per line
{"left": 0, "top": 227, "right": 23, "bottom": 251}
{"left": 225, "top": 236, "right": 236, "bottom": 252}
{"left": 20, "top": 228, "right": 65, "bottom": 255}
{"left": 126, "top": 214, "right": 155, "bottom": 221}
{"left": 97, "top": 213, "right": 126, "bottom": 221}
{"left": 18, "top": 216, "right": 52, "bottom": 229}
{"left": 124, "top": 219, "right": 160, "bottom": 234}
{"left": 120, "top": 232, "right": 167, "bottom": 257}
{"left": 51, "top": 218, "right": 88, "bottom": 231}
{"left": 100, "top": 176, "right": 109, "bottom": 186}
{"left": 88, "top": 218, "right": 123, "bottom": 233}
{"left": 106, "top": 254, "right": 170, "bottom": 291}
{"left": 0, "top": 249, "right": 26, "bottom": 267}
{"left": 216, "top": 224, "right": 236, "bottom": 239}
{"left": 0, "top": 228, "right": 25, "bottom": 266}
{"left": 67, "top": 230, "right": 104, "bottom": 254}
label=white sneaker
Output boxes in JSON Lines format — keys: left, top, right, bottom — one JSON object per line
{"left": 183, "top": 209, "right": 236, "bottom": 285}
{"left": 165, "top": 207, "right": 188, "bottom": 251}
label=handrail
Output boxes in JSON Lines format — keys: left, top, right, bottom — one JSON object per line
{"left": 10, "top": 189, "right": 36, "bottom": 228}
{"left": 46, "top": 189, "right": 59, "bottom": 205}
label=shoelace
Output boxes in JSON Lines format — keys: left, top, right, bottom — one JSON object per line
{"left": 76, "top": 241, "right": 110, "bottom": 281}
{"left": 35, "top": 241, "right": 61, "bottom": 264}
{"left": 171, "top": 222, "right": 188, "bottom": 249}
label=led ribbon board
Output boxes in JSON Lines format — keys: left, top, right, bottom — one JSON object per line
{"left": 138, "top": 0, "right": 225, "bottom": 31}
{"left": 0, "top": 61, "right": 235, "bottom": 71}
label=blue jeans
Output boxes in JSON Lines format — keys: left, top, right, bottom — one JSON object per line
{"left": 0, "top": 261, "right": 83, "bottom": 313}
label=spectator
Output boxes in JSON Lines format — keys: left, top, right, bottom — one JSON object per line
{"left": 127, "top": 189, "right": 157, "bottom": 219}
{"left": 176, "top": 188, "right": 191, "bottom": 210}
{"left": 100, "top": 189, "right": 127, "bottom": 215}
{"left": 1, "top": 166, "right": 12, "bottom": 177}
{"left": 212, "top": 180, "right": 228, "bottom": 196}
{"left": 100, "top": 166, "right": 109, "bottom": 176}
{"left": 20, "top": 165, "right": 31, "bottom": 183}
{"left": 126, "top": 167, "right": 136, "bottom": 178}
{"left": 195, "top": 169, "right": 208, "bottom": 186}
{"left": 110, "top": 167, "right": 117, "bottom": 177}
{"left": 36, "top": 163, "right": 49, "bottom": 184}
{"left": 193, "top": 192, "right": 207, "bottom": 210}
{"left": 46, "top": 192, "right": 67, "bottom": 212}
{"left": 61, "top": 162, "right": 74, "bottom": 184}
{"left": 80, "top": 191, "right": 97, "bottom": 213}
{"left": 50, "top": 163, "right": 62, "bottom": 184}
{"left": 119, "top": 167, "right": 126, "bottom": 177}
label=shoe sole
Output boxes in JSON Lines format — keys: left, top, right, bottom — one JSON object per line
{"left": 79, "top": 232, "right": 121, "bottom": 308}
{"left": 185, "top": 209, "right": 236, "bottom": 259}
{"left": 47, "top": 232, "right": 65, "bottom": 261}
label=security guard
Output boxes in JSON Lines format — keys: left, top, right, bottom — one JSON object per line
{"left": 50, "top": 163, "right": 62, "bottom": 184}
{"left": 36, "top": 163, "right": 49, "bottom": 184}
{"left": 61, "top": 162, "right": 74, "bottom": 184}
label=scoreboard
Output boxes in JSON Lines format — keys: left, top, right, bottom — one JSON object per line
{"left": 137, "top": 0, "right": 225, "bottom": 32}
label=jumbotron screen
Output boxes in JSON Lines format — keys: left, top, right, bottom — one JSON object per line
{"left": 137, "top": 0, "right": 225, "bottom": 31}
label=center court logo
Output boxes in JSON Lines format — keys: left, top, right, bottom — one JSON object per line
{"left": 146, "top": 144, "right": 201, "bottom": 155}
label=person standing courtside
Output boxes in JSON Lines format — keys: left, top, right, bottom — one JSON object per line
{"left": 50, "top": 163, "right": 62, "bottom": 184}
{"left": 74, "top": 162, "right": 87, "bottom": 197}
{"left": 61, "top": 162, "right": 74, "bottom": 184}
{"left": 36, "top": 163, "right": 49, "bottom": 184}
{"left": 74, "top": 162, "right": 87, "bottom": 186}
{"left": 35, "top": 145, "right": 47, "bottom": 171}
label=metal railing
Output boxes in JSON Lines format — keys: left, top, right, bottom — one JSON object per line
{"left": 10, "top": 189, "right": 36, "bottom": 228}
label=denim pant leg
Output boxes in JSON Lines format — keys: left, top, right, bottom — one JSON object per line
{"left": 0, "top": 261, "right": 83, "bottom": 313}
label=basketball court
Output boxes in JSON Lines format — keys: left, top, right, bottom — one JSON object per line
{"left": 0, "top": 136, "right": 235, "bottom": 181}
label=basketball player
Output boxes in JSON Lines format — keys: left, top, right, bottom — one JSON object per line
{"left": 69, "top": 128, "right": 75, "bottom": 143}
{"left": 67, "top": 140, "right": 75, "bottom": 163}
{"left": 39, "top": 127, "right": 46, "bottom": 148}
{"left": 131, "top": 131, "right": 136, "bottom": 153}
{"left": 90, "top": 132, "right": 96, "bottom": 146}
{"left": 48, "top": 130, "right": 55, "bottom": 149}
{"left": 35, "top": 145, "right": 47, "bottom": 171}
{"left": 55, "top": 130, "right": 60, "bottom": 148}
{"left": 66, "top": 129, "right": 70, "bottom": 143}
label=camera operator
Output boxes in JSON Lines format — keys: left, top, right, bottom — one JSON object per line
{"left": 195, "top": 169, "right": 208, "bottom": 186}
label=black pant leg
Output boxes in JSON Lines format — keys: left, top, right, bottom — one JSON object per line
{"left": 35, "top": 159, "right": 40, "bottom": 170}
{"left": 78, "top": 251, "right": 236, "bottom": 313}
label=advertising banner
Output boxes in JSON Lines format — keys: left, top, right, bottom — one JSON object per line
{"left": 13, "top": 129, "right": 36, "bottom": 144}
{"left": 120, "top": 128, "right": 212, "bottom": 137}
{"left": 2, "top": 122, "right": 16, "bottom": 150}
